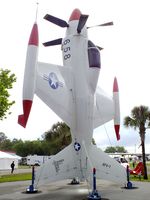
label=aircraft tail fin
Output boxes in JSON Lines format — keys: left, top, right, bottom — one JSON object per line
{"left": 86, "top": 144, "right": 127, "bottom": 185}
{"left": 34, "top": 144, "right": 77, "bottom": 186}
{"left": 34, "top": 142, "right": 127, "bottom": 187}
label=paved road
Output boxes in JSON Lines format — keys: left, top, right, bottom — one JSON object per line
{"left": 1, "top": 167, "right": 150, "bottom": 200}
{"left": 0, "top": 179, "right": 150, "bottom": 200}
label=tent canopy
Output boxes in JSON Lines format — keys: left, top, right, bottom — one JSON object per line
{"left": 0, "top": 151, "right": 19, "bottom": 170}
{"left": 0, "top": 151, "right": 17, "bottom": 158}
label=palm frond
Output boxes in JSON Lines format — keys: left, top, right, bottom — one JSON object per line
{"left": 123, "top": 116, "right": 138, "bottom": 129}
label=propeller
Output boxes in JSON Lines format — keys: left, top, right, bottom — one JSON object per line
{"left": 96, "top": 46, "right": 103, "bottom": 51}
{"left": 43, "top": 38, "right": 62, "bottom": 47}
{"left": 77, "top": 14, "right": 89, "bottom": 33}
{"left": 99, "top": 21, "right": 114, "bottom": 26}
{"left": 44, "top": 14, "right": 69, "bottom": 28}
{"left": 87, "top": 21, "right": 113, "bottom": 50}
{"left": 87, "top": 21, "right": 113, "bottom": 29}
{"left": 43, "top": 12, "right": 113, "bottom": 48}
{"left": 43, "top": 13, "right": 89, "bottom": 47}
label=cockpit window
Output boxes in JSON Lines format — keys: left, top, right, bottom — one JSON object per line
{"left": 88, "top": 40, "right": 101, "bottom": 68}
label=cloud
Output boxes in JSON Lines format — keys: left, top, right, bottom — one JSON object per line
{"left": 93, "top": 121, "right": 150, "bottom": 153}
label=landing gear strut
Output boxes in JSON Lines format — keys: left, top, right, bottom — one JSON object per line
{"left": 88, "top": 168, "right": 101, "bottom": 200}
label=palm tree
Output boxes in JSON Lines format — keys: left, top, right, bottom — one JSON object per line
{"left": 43, "top": 122, "right": 71, "bottom": 148}
{"left": 124, "top": 105, "right": 150, "bottom": 179}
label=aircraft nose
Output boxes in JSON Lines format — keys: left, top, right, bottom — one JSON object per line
{"left": 69, "top": 8, "right": 81, "bottom": 21}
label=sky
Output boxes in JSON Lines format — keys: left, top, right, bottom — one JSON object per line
{"left": 0, "top": 0, "right": 150, "bottom": 153}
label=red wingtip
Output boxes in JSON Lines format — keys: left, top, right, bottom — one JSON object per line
{"left": 114, "top": 124, "right": 120, "bottom": 140}
{"left": 18, "top": 114, "right": 26, "bottom": 128}
{"left": 113, "top": 77, "right": 119, "bottom": 92}
{"left": 69, "top": 8, "right": 81, "bottom": 21}
{"left": 28, "top": 23, "right": 39, "bottom": 46}
{"left": 93, "top": 168, "right": 96, "bottom": 173}
{"left": 18, "top": 100, "right": 32, "bottom": 128}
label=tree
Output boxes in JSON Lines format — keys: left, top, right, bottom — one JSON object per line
{"left": 43, "top": 122, "right": 98, "bottom": 154}
{"left": 0, "top": 132, "right": 7, "bottom": 143}
{"left": 124, "top": 105, "right": 150, "bottom": 179}
{"left": 0, "top": 132, "right": 13, "bottom": 150}
{"left": 105, "top": 146, "right": 127, "bottom": 153}
{"left": 13, "top": 140, "right": 45, "bottom": 157}
{"left": 0, "top": 69, "right": 16, "bottom": 120}
{"left": 105, "top": 146, "right": 116, "bottom": 153}
{"left": 43, "top": 122, "right": 72, "bottom": 154}
{"left": 0, "top": 139, "right": 12, "bottom": 150}
{"left": 115, "top": 146, "right": 127, "bottom": 153}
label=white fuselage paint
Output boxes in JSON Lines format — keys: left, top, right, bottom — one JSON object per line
{"left": 61, "top": 21, "right": 101, "bottom": 181}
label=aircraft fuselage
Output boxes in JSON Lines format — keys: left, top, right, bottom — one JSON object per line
{"left": 62, "top": 21, "right": 100, "bottom": 146}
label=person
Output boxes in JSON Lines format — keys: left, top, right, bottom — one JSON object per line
{"left": 132, "top": 158, "right": 136, "bottom": 168}
{"left": 10, "top": 161, "right": 15, "bottom": 174}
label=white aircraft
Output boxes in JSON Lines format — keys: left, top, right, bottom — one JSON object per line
{"left": 18, "top": 9, "right": 126, "bottom": 187}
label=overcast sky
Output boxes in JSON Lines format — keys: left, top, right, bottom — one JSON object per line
{"left": 0, "top": 0, "right": 150, "bottom": 153}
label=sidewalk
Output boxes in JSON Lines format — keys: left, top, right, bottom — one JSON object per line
{"left": 0, "top": 179, "right": 150, "bottom": 200}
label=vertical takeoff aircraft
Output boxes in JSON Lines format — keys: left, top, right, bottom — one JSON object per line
{"left": 18, "top": 9, "right": 126, "bottom": 186}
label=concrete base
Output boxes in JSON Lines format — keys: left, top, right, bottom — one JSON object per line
{"left": 70, "top": 178, "right": 80, "bottom": 185}
{"left": 0, "top": 179, "right": 150, "bottom": 200}
{"left": 88, "top": 190, "right": 101, "bottom": 200}
{"left": 26, "top": 185, "right": 38, "bottom": 193}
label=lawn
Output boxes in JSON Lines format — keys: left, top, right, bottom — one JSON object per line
{"left": 130, "top": 174, "right": 150, "bottom": 182}
{"left": 0, "top": 173, "right": 31, "bottom": 183}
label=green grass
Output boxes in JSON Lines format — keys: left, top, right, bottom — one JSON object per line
{"left": 146, "top": 162, "right": 150, "bottom": 167}
{"left": 130, "top": 174, "right": 150, "bottom": 182}
{"left": 0, "top": 173, "right": 31, "bottom": 183}
{"left": 18, "top": 165, "right": 31, "bottom": 169}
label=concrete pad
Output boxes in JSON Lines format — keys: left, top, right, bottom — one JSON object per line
{"left": 0, "top": 179, "right": 150, "bottom": 200}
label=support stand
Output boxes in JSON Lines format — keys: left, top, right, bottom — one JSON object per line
{"left": 88, "top": 168, "right": 101, "bottom": 200}
{"left": 125, "top": 165, "right": 133, "bottom": 189}
{"left": 26, "top": 166, "right": 38, "bottom": 193}
{"left": 70, "top": 177, "right": 80, "bottom": 185}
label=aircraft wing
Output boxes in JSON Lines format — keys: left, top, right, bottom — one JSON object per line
{"left": 93, "top": 87, "right": 114, "bottom": 129}
{"left": 35, "top": 143, "right": 127, "bottom": 186}
{"left": 35, "top": 62, "right": 74, "bottom": 127}
{"left": 34, "top": 144, "right": 77, "bottom": 186}
{"left": 87, "top": 145, "right": 127, "bottom": 185}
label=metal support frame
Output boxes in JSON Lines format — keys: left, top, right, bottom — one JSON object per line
{"left": 88, "top": 168, "right": 101, "bottom": 200}
{"left": 26, "top": 166, "right": 38, "bottom": 193}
